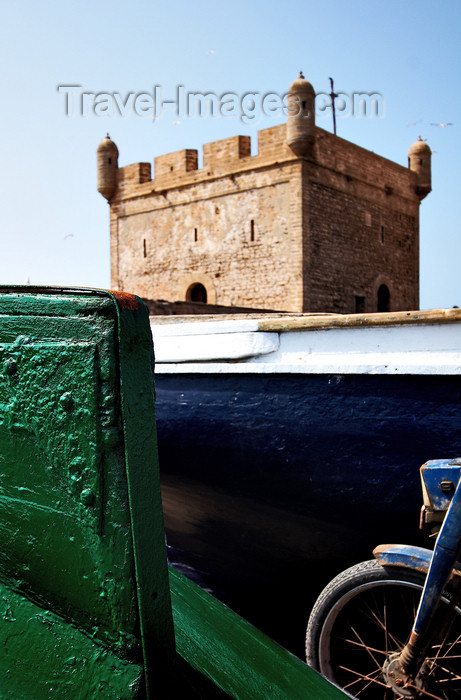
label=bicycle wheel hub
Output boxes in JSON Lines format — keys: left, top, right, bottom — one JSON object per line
{"left": 383, "top": 653, "right": 427, "bottom": 697}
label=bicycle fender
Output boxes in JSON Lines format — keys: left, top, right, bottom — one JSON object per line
{"left": 373, "top": 544, "right": 433, "bottom": 574}
{"left": 373, "top": 544, "right": 461, "bottom": 583}
{"left": 373, "top": 544, "right": 461, "bottom": 587}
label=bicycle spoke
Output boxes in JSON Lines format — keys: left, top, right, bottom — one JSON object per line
{"left": 427, "top": 659, "right": 461, "bottom": 680}
{"left": 384, "top": 594, "right": 389, "bottom": 658}
{"left": 366, "top": 602, "right": 407, "bottom": 650}
{"left": 430, "top": 632, "right": 461, "bottom": 668}
{"left": 405, "top": 681, "right": 447, "bottom": 699}
{"left": 344, "top": 621, "right": 384, "bottom": 671}
{"left": 338, "top": 663, "right": 390, "bottom": 692}
{"left": 353, "top": 588, "right": 413, "bottom": 651}
{"left": 337, "top": 635, "right": 389, "bottom": 656}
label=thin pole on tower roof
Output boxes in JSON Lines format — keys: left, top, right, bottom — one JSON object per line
{"left": 329, "top": 77, "right": 337, "bottom": 136}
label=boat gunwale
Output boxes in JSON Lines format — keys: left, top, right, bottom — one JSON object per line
{"left": 150, "top": 308, "right": 461, "bottom": 333}
{"left": 257, "top": 308, "right": 461, "bottom": 332}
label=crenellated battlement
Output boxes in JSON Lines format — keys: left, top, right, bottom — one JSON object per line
{"left": 257, "top": 124, "right": 292, "bottom": 160}
{"left": 112, "top": 121, "right": 418, "bottom": 204}
{"left": 154, "top": 149, "right": 199, "bottom": 185}
{"left": 203, "top": 135, "right": 251, "bottom": 169}
{"left": 116, "top": 162, "right": 152, "bottom": 196}
{"left": 112, "top": 124, "right": 297, "bottom": 199}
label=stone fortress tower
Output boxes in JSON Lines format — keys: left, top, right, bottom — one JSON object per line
{"left": 98, "top": 73, "right": 431, "bottom": 314}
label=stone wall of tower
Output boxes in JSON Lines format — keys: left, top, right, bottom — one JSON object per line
{"left": 305, "top": 180, "right": 419, "bottom": 313}
{"left": 114, "top": 165, "right": 303, "bottom": 311}
{"left": 301, "top": 130, "right": 420, "bottom": 313}
{"left": 110, "top": 127, "right": 304, "bottom": 311}
{"left": 107, "top": 123, "right": 423, "bottom": 313}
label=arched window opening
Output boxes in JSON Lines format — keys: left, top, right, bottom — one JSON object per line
{"left": 186, "top": 283, "right": 207, "bottom": 303}
{"left": 377, "top": 284, "right": 390, "bottom": 312}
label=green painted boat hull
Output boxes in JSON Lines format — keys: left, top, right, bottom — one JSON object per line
{"left": 0, "top": 287, "right": 348, "bottom": 699}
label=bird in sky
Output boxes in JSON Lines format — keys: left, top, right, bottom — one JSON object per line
{"left": 431, "top": 122, "right": 454, "bottom": 128}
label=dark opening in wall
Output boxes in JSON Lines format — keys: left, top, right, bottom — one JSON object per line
{"left": 186, "top": 283, "right": 207, "bottom": 303}
{"left": 355, "top": 296, "right": 365, "bottom": 313}
{"left": 143, "top": 238, "right": 147, "bottom": 258}
{"left": 377, "top": 284, "right": 390, "bottom": 312}
{"left": 194, "top": 228, "right": 198, "bottom": 242}
{"left": 250, "top": 219, "right": 255, "bottom": 242}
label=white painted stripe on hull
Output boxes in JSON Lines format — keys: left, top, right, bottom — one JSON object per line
{"left": 152, "top": 331, "right": 279, "bottom": 363}
{"left": 154, "top": 354, "right": 461, "bottom": 375}
{"left": 150, "top": 313, "right": 461, "bottom": 375}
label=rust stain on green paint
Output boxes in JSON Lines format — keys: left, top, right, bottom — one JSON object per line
{"left": 110, "top": 290, "right": 141, "bottom": 310}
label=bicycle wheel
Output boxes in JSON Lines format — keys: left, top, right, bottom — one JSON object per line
{"left": 305, "top": 559, "right": 461, "bottom": 698}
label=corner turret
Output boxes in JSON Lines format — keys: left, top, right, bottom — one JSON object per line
{"left": 286, "top": 72, "right": 315, "bottom": 156}
{"left": 97, "top": 134, "right": 119, "bottom": 201}
{"left": 408, "top": 137, "right": 431, "bottom": 199}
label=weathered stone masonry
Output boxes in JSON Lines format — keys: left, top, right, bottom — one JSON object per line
{"left": 98, "top": 73, "right": 431, "bottom": 313}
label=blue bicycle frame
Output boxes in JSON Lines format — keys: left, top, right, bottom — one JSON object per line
{"left": 374, "top": 458, "right": 461, "bottom": 687}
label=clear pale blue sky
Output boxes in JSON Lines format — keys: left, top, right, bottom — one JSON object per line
{"left": 0, "top": 0, "right": 459, "bottom": 309}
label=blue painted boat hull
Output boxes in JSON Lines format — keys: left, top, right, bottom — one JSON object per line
{"left": 155, "top": 372, "right": 461, "bottom": 655}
